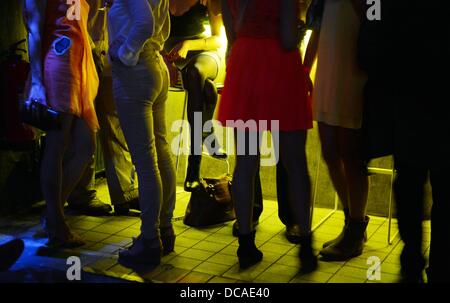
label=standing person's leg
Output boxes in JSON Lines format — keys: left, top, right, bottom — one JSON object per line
{"left": 320, "top": 126, "right": 369, "bottom": 260}
{"left": 276, "top": 162, "right": 292, "bottom": 226}
{"left": 41, "top": 114, "right": 91, "bottom": 246}
{"left": 232, "top": 164, "right": 262, "bottom": 237}
{"left": 339, "top": 128, "right": 369, "bottom": 220}
{"left": 394, "top": 161, "right": 427, "bottom": 282}
{"left": 277, "top": 131, "right": 311, "bottom": 235}
{"left": 427, "top": 166, "right": 450, "bottom": 283}
{"left": 233, "top": 130, "right": 263, "bottom": 268}
{"left": 96, "top": 74, "right": 139, "bottom": 214}
{"left": 66, "top": 152, "right": 112, "bottom": 215}
{"left": 277, "top": 161, "right": 301, "bottom": 243}
{"left": 152, "top": 59, "right": 177, "bottom": 254}
{"left": 113, "top": 54, "right": 166, "bottom": 266}
{"left": 277, "top": 130, "right": 317, "bottom": 273}
{"left": 60, "top": 118, "right": 97, "bottom": 207}
{"left": 317, "top": 122, "right": 350, "bottom": 248}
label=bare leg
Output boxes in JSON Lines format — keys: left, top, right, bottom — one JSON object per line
{"left": 41, "top": 114, "right": 92, "bottom": 243}
{"left": 232, "top": 130, "right": 261, "bottom": 235}
{"left": 61, "top": 117, "right": 96, "bottom": 204}
{"left": 318, "top": 122, "right": 350, "bottom": 209}
{"left": 338, "top": 128, "right": 369, "bottom": 220}
{"left": 278, "top": 131, "right": 311, "bottom": 236}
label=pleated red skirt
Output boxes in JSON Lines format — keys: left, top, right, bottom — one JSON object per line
{"left": 218, "top": 37, "right": 312, "bottom": 131}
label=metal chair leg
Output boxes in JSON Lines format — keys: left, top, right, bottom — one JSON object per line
{"left": 387, "top": 169, "right": 399, "bottom": 245}
{"left": 175, "top": 91, "right": 188, "bottom": 173}
{"left": 310, "top": 147, "right": 338, "bottom": 232}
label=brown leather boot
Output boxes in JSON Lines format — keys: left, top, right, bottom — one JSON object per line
{"left": 322, "top": 208, "right": 367, "bottom": 248}
{"left": 320, "top": 216, "right": 370, "bottom": 261}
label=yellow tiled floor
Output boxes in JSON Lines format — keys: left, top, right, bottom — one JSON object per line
{"left": 0, "top": 182, "right": 432, "bottom": 283}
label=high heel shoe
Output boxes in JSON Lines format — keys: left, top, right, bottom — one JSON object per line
{"left": 184, "top": 155, "right": 201, "bottom": 192}
{"left": 237, "top": 230, "right": 263, "bottom": 269}
{"left": 203, "top": 131, "right": 227, "bottom": 159}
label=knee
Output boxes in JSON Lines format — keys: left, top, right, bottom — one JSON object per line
{"left": 321, "top": 145, "right": 340, "bottom": 166}
{"left": 183, "top": 65, "right": 203, "bottom": 89}
{"left": 78, "top": 135, "right": 96, "bottom": 161}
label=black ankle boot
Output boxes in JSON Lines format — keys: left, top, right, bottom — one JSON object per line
{"left": 184, "top": 155, "right": 201, "bottom": 192}
{"left": 320, "top": 216, "right": 370, "bottom": 261}
{"left": 299, "top": 234, "right": 318, "bottom": 274}
{"left": 237, "top": 230, "right": 263, "bottom": 269}
{"left": 322, "top": 208, "right": 367, "bottom": 248}
{"left": 203, "top": 130, "right": 227, "bottom": 159}
{"left": 160, "top": 226, "right": 176, "bottom": 255}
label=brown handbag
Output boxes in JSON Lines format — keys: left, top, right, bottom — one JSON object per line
{"left": 183, "top": 174, "right": 235, "bottom": 227}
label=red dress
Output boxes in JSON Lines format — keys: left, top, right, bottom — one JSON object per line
{"left": 217, "top": 0, "right": 312, "bottom": 131}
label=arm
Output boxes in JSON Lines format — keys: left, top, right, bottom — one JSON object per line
{"left": 118, "top": 0, "right": 155, "bottom": 66}
{"left": 24, "top": 0, "right": 47, "bottom": 105}
{"left": 208, "top": 0, "right": 222, "bottom": 16}
{"left": 168, "top": 1, "right": 223, "bottom": 60}
{"left": 221, "top": 0, "right": 235, "bottom": 46}
{"left": 280, "top": 0, "right": 300, "bottom": 51}
{"left": 303, "top": 29, "right": 319, "bottom": 72}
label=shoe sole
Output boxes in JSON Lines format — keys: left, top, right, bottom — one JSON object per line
{"left": 319, "top": 250, "right": 363, "bottom": 261}
{"left": 118, "top": 255, "right": 161, "bottom": 269}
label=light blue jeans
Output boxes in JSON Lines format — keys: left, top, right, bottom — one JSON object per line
{"left": 111, "top": 47, "right": 176, "bottom": 240}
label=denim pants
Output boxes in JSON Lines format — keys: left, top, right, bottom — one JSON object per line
{"left": 111, "top": 48, "right": 176, "bottom": 239}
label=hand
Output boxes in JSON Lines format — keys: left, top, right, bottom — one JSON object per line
{"left": 28, "top": 82, "right": 47, "bottom": 106}
{"left": 168, "top": 41, "right": 191, "bottom": 61}
{"left": 306, "top": 76, "right": 313, "bottom": 97}
{"left": 108, "top": 36, "right": 125, "bottom": 62}
{"left": 162, "top": 53, "right": 180, "bottom": 86}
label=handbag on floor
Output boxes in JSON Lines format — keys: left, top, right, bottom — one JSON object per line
{"left": 183, "top": 174, "right": 235, "bottom": 227}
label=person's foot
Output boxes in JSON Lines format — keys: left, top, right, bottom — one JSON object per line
{"left": 184, "top": 179, "right": 201, "bottom": 192}
{"left": 285, "top": 225, "right": 302, "bottom": 244}
{"left": 160, "top": 226, "right": 176, "bottom": 255}
{"left": 118, "top": 235, "right": 162, "bottom": 268}
{"left": 319, "top": 216, "right": 369, "bottom": 261}
{"left": 0, "top": 239, "right": 25, "bottom": 271}
{"left": 237, "top": 231, "right": 263, "bottom": 269}
{"left": 232, "top": 220, "right": 259, "bottom": 237}
{"left": 203, "top": 133, "right": 227, "bottom": 159}
{"left": 46, "top": 232, "right": 85, "bottom": 249}
{"left": 184, "top": 155, "right": 201, "bottom": 192}
{"left": 68, "top": 197, "right": 112, "bottom": 216}
{"left": 299, "top": 235, "right": 318, "bottom": 274}
{"left": 114, "top": 198, "right": 140, "bottom": 215}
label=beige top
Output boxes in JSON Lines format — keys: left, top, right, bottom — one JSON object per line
{"left": 313, "top": 0, "right": 367, "bottom": 129}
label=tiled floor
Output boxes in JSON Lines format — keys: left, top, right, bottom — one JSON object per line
{"left": 0, "top": 181, "right": 431, "bottom": 283}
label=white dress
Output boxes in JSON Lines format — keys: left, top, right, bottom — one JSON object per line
{"left": 313, "top": 0, "right": 367, "bottom": 129}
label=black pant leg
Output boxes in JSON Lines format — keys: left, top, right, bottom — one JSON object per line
{"left": 393, "top": 161, "right": 427, "bottom": 279}
{"left": 427, "top": 166, "right": 450, "bottom": 282}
